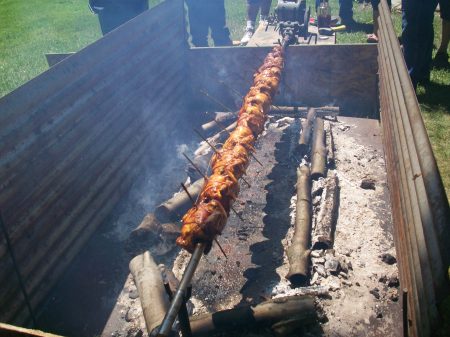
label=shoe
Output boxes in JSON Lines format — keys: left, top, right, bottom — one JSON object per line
{"left": 366, "top": 33, "right": 378, "bottom": 43}
{"left": 433, "top": 52, "right": 450, "bottom": 69}
{"left": 259, "top": 15, "right": 268, "bottom": 26}
{"left": 240, "top": 27, "right": 254, "bottom": 45}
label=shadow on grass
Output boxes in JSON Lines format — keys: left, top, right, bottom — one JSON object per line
{"left": 417, "top": 81, "right": 450, "bottom": 114}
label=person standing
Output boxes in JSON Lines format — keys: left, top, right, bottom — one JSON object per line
{"left": 185, "top": 0, "right": 233, "bottom": 47}
{"left": 240, "top": 0, "right": 272, "bottom": 45}
{"left": 401, "top": 0, "right": 439, "bottom": 88}
{"left": 434, "top": 0, "right": 450, "bottom": 68}
{"left": 89, "top": 0, "right": 149, "bottom": 35}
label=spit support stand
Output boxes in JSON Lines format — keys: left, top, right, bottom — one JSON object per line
{"left": 157, "top": 243, "right": 205, "bottom": 337}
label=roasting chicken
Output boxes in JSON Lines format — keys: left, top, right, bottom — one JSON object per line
{"left": 176, "top": 45, "right": 284, "bottom": 253}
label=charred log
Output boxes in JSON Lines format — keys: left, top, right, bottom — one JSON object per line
{"left": 312, "top": 173, "right": 339, "bottom": 249}
{"left": 154, "top": 178, "right": 205, "bottom": 222}
{"left": 129, "top": 251, "right": 169, "bottom": 335}
{"left": 189, "top": 296, "right": 315, "bottom": 336}
{"left": 298, "top": 108, "right": 316, "bottom": 148}
{"left": 311, "top": 118, "right": 326, "bottom": 180}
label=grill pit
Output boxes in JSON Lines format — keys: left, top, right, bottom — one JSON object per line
{"left": 101, "top": 112, "right": 401, "bottom": 337}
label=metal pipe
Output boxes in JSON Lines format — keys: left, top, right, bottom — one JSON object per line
{"left": 157, "top": 243, "right": 205, "bottom": 337}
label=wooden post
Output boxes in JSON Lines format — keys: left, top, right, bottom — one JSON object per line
{"left": 286, "top": 166, "right": 312, "bottom": 286}
{"left": 129, "top": 251, "right": 169, "bottom": 335}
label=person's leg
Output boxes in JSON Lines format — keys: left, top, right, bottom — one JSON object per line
{"left": 437, "top": 0, "right": 450, "bottom": 55}
{"left": 209, "top": 0, "right": 233, "bottom": 46}
{"left": 371, "top": 0, "right": 380, "bottom": 35}
{"left": 402, "top": 0, "right": 438, "bottom": 88}
{"left": 186, "top": 0, "right": 209, "bottom": 47}
{"left": 339, "top": 0, "right": 354, "bottom": 25}
{"left": 260, "top": 0, "right": 272, "bottom": 20}
{"left": 241, "top": 0, "right": 260, "bottom": 44}
{"left": 437, "top": 19, "right": 450, "bottom": 54}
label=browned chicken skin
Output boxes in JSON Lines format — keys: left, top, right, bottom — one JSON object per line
{"left": 177, "top": 45, "right": 284, "bottom": 253}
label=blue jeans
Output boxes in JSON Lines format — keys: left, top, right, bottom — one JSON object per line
{"left": 97, "top": 1, "right": 148, "bottom": 35}
{"left": 186, "top": 0, "right": 232, "bottom": 47}
{"left": 401, "top": 0, "right": 439, "bottom": 87}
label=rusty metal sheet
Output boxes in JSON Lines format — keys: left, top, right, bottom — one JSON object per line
{"left": 0, "top": 0, "right": 189, "bottom": 325}
{"left": 187, "top": 44, "right": 378, "bottom": 117}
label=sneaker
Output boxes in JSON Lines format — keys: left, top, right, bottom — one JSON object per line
{"left": 240, "top": 27, "right": 255, "bottom": 45}
{"left": 259, "top": 15, "right": 268, "bottom": 26}
{"left": 433, "top": 51, "right": 450, "bottom": 69}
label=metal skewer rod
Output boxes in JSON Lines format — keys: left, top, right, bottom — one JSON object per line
{"left": 199, "top": 89, "right": 235, "bottom": 113}
{"left": 193, "top": 128, "right": 220, "bottom": 154}
{"left": 193, "top": 129, "right": 252, "bottom": 188}
{"left": 157, "top": 243, "right": 205, "bottom": 337}
{"left": 182, "top": 153, "right": 208, "bottom": 180}
{"left": 214, "top": 238, "right": 228, "bottom": 259}
{"left": 219, "top": 80, "right": 244, "bottom": 99}
{"left": 180, "top": 183, "right": 196, "bottom": 205}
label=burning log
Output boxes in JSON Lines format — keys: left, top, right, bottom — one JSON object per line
{"left": 189, "top": 296, "right": 315, "bottom": 336}
{"left": 126, "top": 213, "right": 180, "bottom": 257}
{"left": 193, "top": 122, "right": 237, "bottom": 157}
{"left": 298, "top": 108, "right": 316, "bottom": 148}
{"left": 129, "top": 251, "right": 169, "bottom": 335}
{"left": 200, "top": 112, "right": 236, "bottom": 136}
{"left": 311, "top": 117, "right": 326, "bottom": 180}
{"left": 312, "top": 173, "right": 339, "bottom": 249}
{"left": 271, "top": 105, "right": 339, "bottom": 118}
{"left": 154, "top": 178, "right": 205, "bottom": 222}
{"left": 287, "top": 165, "right": 312, "bottom": 286}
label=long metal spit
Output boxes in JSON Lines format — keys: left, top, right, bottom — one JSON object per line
{"left": 157, "top": 36, "right": 292, "bottom": 337}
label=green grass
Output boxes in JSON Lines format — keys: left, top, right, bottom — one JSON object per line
{"left": 0, "top": 0, "right": 448, "bottom": 195}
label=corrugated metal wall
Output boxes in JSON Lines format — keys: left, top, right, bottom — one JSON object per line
{"left": 0, "top": 0, "right": 189, "bottom": 325}
{"left": 377, "top": 1, "right": 450, "bottom": 336}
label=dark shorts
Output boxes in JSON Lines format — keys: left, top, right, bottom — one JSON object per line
{"left": 439, "top": 0, "right": 450, "bottom": 21}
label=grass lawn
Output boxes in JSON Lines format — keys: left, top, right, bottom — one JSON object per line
{"left": 0, "top": 0, "right": 448, "bottom": 196}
